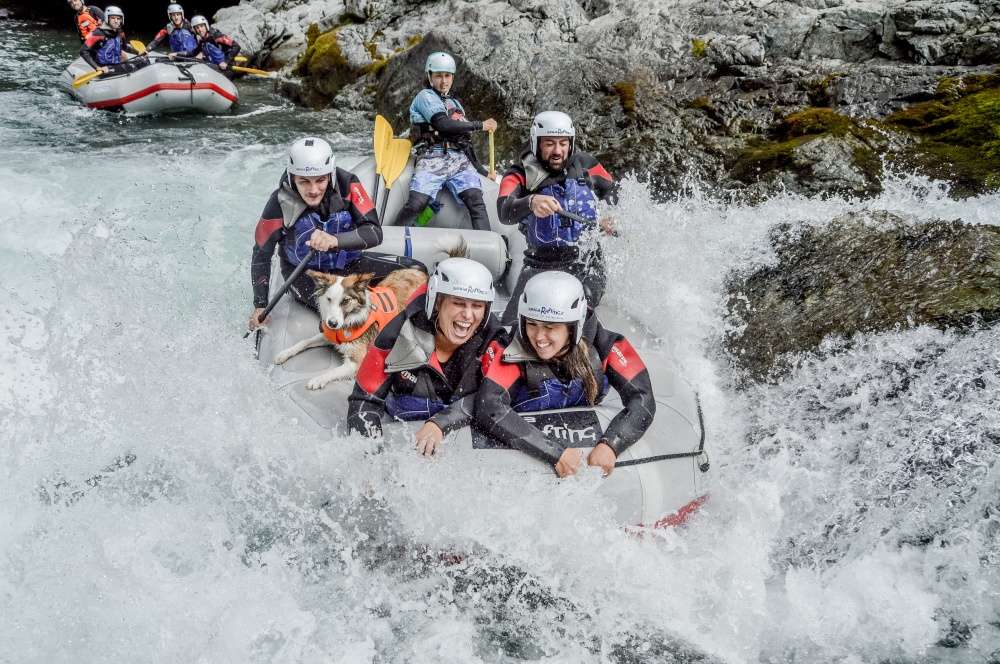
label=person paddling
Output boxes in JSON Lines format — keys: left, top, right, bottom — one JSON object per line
{"left": 186, "top": 15, "right": 241, "bottom": 74}
{"left": 496, "top": 111, "right": 617, "bottom": 324}
{"left": 249, "top": 137, "right": 422, "bottom": 331}
{"left": 79, "top": 6, "right": 144, "bottom": 76}
{"left": 391, "top": 51, "right": 497, "bottom": 232}
{"left": 146, "top": 3, "right": 197, "bottom": 60}
{"left": 67, "top": 0, "right": 104, "bottom": 41}
{"left": 476, "top": 271, "right": 655, "bottom": 478}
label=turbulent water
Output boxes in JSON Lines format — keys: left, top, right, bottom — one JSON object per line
{"left": 2, "top": 18, "right": 999, "bottom": 664}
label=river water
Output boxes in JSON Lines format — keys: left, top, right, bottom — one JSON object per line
{"left": 2, "top": 18, "right": 998, "bottom": 664}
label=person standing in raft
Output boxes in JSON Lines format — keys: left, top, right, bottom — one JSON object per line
{"left": 146, "top": 3, "right": 197, "bottom": 59}
{"left": 476, "top": 271, "right": 655, "bottom": 478}
{"left": 249, "top": 137, "right": 423, "bottom": 331}
{"left": 67, "top": 0, "right": 104, "bottom": 41}
{"left": 185, "top": 15, "right": 241, "bottom": 75}
{"left": 348, "top": 258, "right": 502, "bottom": 457}
{"left": 496, "top": 111, "right": 617, "bottom": 324}
{"left": 391, "top": 51, "right": 498, "bottom": 232}
{"left": 79, "top": 6, "right": 145, "bottom": 76}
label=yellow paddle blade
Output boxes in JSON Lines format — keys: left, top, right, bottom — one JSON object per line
{"left": 235, "top": 55, "right": 248, "bottom": 63}
{"left": 373, "top": 115, "right": 393, "bottom": 177}
{"left": 129, "top": 39, "right": 146, "bottom": 54}
{"left": 72, "top": 70, "right": 102, "bottom": 88}
{"left": 232, "top": 65, "right": 274, "bottom": 77}
{"left": 382, "top": 138, "right": 412, "bottom": 190}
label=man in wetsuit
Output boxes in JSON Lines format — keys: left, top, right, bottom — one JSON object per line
{"left": 79, "top": 6, "right": 144, "bottom": 76}
{"left": 67, "top": 0, "right": 104, "bottom": 41}
{"left": 496, "top": 110, "right": 617, "bottom": 324}
{"left": 391, "top": 51, "right": 498, "bottom": 232}
{"left": 146, "top": 3, "right": 197, "bottom": 58}
{"left": 186, "top": 15, "right": 241, "bottom": 74}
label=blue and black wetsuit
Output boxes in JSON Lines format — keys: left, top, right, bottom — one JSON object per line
{"left": 80, "top": 24, "right": 143, "bottom": 74}
{"left": 146, "top": 20, "right": 197, "bottom": 54}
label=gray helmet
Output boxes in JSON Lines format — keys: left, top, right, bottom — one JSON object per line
{"left": 104, "top": 5, "right": 124, "bottom": 23}
{"left": 166, "top": 3, "right": 184, "bottom": 17}
{"left": 425, "top": 257, "right": 495, "bottom": 322}
{"left": 530, "top": 111, "right": 576, "bottom": 159}
{"left": 517, "top": 271, "right": 588, "bottom": 346}
{"left": 190, "top": 14, "right": 209, "bottom": 29}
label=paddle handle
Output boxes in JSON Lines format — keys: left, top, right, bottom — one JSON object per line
{"left": 488, "top": 130, "right": 496, "bottom": 180}
{"left": 243, "top": 249, "right": 316, "bottom": 338}
{"left": 556, "top": 209, "right": 591, "bottom": 225}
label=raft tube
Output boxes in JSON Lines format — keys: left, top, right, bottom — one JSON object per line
{"left": 256, "top": 156, "right": 709, "bottom": 528}
{"left": 61, "top": 55, "right": 237, "bottom": 114}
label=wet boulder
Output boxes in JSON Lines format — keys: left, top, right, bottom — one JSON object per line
{"left": 725, "top": 210, "right": 1000, "bottom": 379}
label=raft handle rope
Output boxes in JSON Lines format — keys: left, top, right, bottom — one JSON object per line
{"left": 614, "top": 393, "right": 709, "bottom": 471}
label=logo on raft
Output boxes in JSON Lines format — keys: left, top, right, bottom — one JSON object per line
{"left": 524, "top": 415, "right": 598, "bottom": 444}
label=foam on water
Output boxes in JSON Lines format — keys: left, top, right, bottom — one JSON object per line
{"left": 2, "top": 17, "right": 999, "bottom": 664}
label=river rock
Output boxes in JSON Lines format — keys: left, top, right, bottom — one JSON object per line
{"left": 725, "top": 210, "right": 1000, "bottom": 379}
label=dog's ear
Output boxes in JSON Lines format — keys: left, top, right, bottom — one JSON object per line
{"left": 307, "top": 270, "right": 335, "bottom": 286}
{"left": 349, "top": 272, "right": 377, "bottom": 291}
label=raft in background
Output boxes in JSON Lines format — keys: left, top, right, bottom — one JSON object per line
{"left": 256, "top": 156, "right": 710, "bottom": 529}
{"left": 61, "top": 54, "right": 237, "bottom": 114}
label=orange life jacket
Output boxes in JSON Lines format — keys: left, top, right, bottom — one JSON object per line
{"left": 77, "top": 10, "right": 100, "bottom": 40}
{"left": 321, "top": 286, "right": 399, "bottom": 345}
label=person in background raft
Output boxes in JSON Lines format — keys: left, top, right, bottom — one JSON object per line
{"left": 79, "top": 6, "right": 144, "bottom": 76}
{"left": 476, "top": 271, "right": 655, "bottom": 478}
{"left": 496, "top": 111, "right": 617, "bottom": 324}
{"left": 146, "top": 3, "right": 197, "bottom": 58}
{"left": 249, "top": 137, "right": 424, "bottom": 331}
{"left": 67, "top": 0, "right": 104, "bottom": 41}
{"left": 391, "top": 51, "right": 498, "bottom": 232}
{"left": 348, "top": 258, "right": 501, "bottom": 457}
{"left": 185, "top": 15, "right": 241, "bottom": 74}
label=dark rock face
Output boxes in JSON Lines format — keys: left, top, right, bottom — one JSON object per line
{"left": 725, "top": 210, "right": 1000, "bottom": 379}
{"left": 217, "top": 0, "right": 1000, "bottom": 197}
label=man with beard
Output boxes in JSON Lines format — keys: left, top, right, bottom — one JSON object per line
{"left": 496, "top": 111, "right": 617, "bottom": 324}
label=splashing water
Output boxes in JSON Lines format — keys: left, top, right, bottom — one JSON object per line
{"left": 2, "top": 19, "right": 999, "bottom": 664}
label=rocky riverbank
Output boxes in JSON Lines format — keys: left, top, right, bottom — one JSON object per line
{"left": 213, "top": 0, "right": 1000, "bottom": 197}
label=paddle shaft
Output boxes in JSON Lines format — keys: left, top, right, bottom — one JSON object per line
{"left": 488, "top": 130, "right": 496, "bottom": 179}
{"left": 242, "top": 249, "right": 316, "bottom": 339}
{"left": 557, "top": 209, "right": 591, "bottom": 225}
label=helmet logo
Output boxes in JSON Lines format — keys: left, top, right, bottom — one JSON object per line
{"left": 530, "top": 306, "right": 565, "bottom": 317}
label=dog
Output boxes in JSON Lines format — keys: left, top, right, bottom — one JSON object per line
{"left": 274, "top": 237, "right": 468, "bottom": 390}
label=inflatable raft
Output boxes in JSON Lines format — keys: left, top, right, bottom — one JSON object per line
{"left": 61, "top": 54, "right": 237, "bottom": 114}
{"left": 256, "top": 157, "right": 709, "bottom": 528}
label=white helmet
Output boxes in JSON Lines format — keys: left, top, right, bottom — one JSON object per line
{"left": 530, "top": 111, "right": 576, "bottom": 158}
{"left": 425, "top": 257, "right": 495, "bottom": 321}
{"left": 166, "top": 3, "right": 184, "bottom": 16}
{"left": 286, "top": 137, "right": 335, "bottom": 178}
{"left": 517, "top": 271, "right": 588, "bottom": 345}
{"left": 104, "top": 5, "right": 124, "bottom": 23}
{"left": 425, "top": 51, "right": 457, "bottom": 74}
{"left": 190, "top": 15, "right": 209, "bottom": 29}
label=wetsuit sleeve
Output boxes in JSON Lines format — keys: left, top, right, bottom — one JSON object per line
{"left": 430, "top": 113, "right": 483, "bottom": 135}
{"left": 219, "top": 35, "right": 241, "bottom": 64}
{"left": 146, "top": 28, "right": 168, "bottom": 52}
{"left": 250, "top": 191, "right": 284, "bottom": 307}
{"left": 80, "top": 33, "right": 103, "bottom": 68}
{"left": 475, "top": 343, "right": 567, "bottom": 468}
{"left": 347, "top": 328, "right": 400, "bottom": 437}
{"left": 428, "top": 394, "right": 476, "bottom": 435}
{"left": 595, "top": 325, "right": 656, "bottom": 455}
{"left": 578, "top": 152, "right": 618, "bottom": 205}
{"left": 89, "top": 6, "right": 105, "bottom": 21}
{"left": 497, "top": 168, "right": 532, "bottom": 226}
{"left": 335, "top": 173, "right": 382, "bottom": 252}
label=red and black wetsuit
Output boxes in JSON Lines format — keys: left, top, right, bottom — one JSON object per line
{"left": 347, "top": 291, "right": 502, "bottom": 437}
{"left": 146, "top": 20, "right": 196, "bottom": 53}
{"left": 250, "top": 169, "right": 390, "bottom": 310}
{"left": 178, "top": 29, "right": 242, "bottom": 70}
{"left": 73, "top": 5, "right": 105, "bottom": 41}
{"left": 496, "top": 148, "right": 616, "bottom": 323}
{"left": 475, "top": 312, "right": 655, "bottom": 469}
{"left": 80, "top": 24, "right": 142, "bottom": 72}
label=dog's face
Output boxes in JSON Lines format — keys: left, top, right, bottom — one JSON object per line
{"left": 308, "top": 271, "right": 374, "bottom": 332}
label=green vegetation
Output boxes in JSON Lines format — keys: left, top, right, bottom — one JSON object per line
{"left": 612, "top": 81, "right": 637, "bottom": 115}
{"left": 691, "top": 38, "right": 707, "bottom": 59}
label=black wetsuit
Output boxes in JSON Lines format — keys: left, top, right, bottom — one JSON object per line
{"left": 251, "top": 169, "right": 423, "bottom": 311}
{"left": 475, "top": 313, "right": 655, "bottom": 470}
{"left": 347, "top": 290, "right": 502, "bottom": 437}
{"left": 80, "top": 25, "right": 143, "bottom": 74}
{"left": 497, "top": 148, "right": 616, "bottom": 324}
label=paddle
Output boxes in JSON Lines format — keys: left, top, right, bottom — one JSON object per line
{"left": 377, "top": 137, "right": 413, "bottom": 222}
{"left": 242, "top": 249, "right": 316, "bottom": 339}
{"left": 72, "top": 69, "right": 102, "bottom": 88}
{"left": 232, "top": 65, "right": 274, "bottom": 78}
{"left": 372, "top": 114, "right": 393, "bottom": 209}
{"left": 488, "top": 129, "right": 496, "bottom": 180}
{"left": 129, "top": 39, "right": 146, "bottom": 54}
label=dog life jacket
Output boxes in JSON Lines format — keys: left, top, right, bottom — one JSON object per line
{"left": 524, "top": 178, "right": 598, "bottom": 248}
{"left": 76, "top": 8, "right": 102, "bottom": 40}
{"left": 167, "top": 24, "right": 198, "bottom": 53}
{"left": 284, "top": 209, "right": 361, "bottom": 271}
{"left": 509, "top": 359, "right": 610, "bottom": 412}
{"left": 320, "top": 286, "right": 399, "bottom": 345}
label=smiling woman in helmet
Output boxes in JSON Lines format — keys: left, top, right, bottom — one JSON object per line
{"left": 348, "top": 257, "right": 502, "bottom": 456}
{"left": 476, "top": 271, "right": 655, "bottom": 478}
{"left": 389, "top": 51, "right": 498, "bottom": 232}
{"left": 79, "top": 6, "right": 143, "bottom": 75}
{"left": 496, "top": 111, "right": 618, "bottom": 324}
{"left": 249, "top": 137, "right": 422, "bottom": 331}
{"left": 145, "top": 3, "right": 197, "bottom": 57}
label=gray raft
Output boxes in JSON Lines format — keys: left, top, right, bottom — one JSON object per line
{"left": 256, "top": 156, "right": 709, "bottom": 528}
